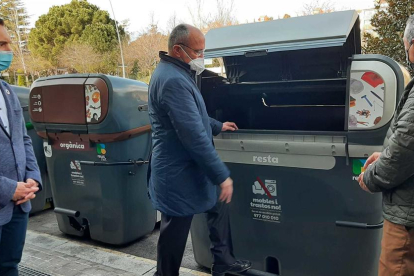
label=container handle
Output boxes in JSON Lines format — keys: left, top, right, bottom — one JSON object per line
{"left": 233, "top": 268, "right": 278, "bottom": 276}
{"left": 78, "top": 160, "right": 148, "bottom": 166}
{"left": 336, "top": 220, "right": 383, "bottom": 229}
{"left": 138, "top": 104, "right": 148, "bottom": 111}
{"left": 262, "top": 96, "right": 344, "bottom": 108}
{"left": 54, "top": 207, "right": 80, "bottom": 217}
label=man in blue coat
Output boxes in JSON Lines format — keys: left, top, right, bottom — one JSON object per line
{"left": 148, "top": 24, "right": 251, "bottom": 276}
{"left": 0, "top": 19, "right": 41, "bottom": 276}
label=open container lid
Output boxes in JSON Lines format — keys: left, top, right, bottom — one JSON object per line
{"left": 204, "top": 10, "right": 360, "bottom": 59}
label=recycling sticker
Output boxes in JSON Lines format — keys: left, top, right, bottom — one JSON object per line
{"left": 250, "top": 177, "right": 282, "bottom": 223}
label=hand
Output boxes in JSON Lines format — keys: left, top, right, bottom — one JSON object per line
{"left": 15, "top": 192, "right": 36, "bottom": 205}
{"left": 364, "top": 152, "right": 381, "bottom": 169}
{"left": 222, "top": 122, "right": 239, "bottom": 132}
{"left": 219, "top": 177, "right": 233, "bottom": 204}
{"left": 12, "top": 182, "right": 39, "bottom": 201}
{"left": 357, "top": 173, "right": 372, "bottom": 193}
{"left": 26, "top": 178, "right": 39, "bottom": 188}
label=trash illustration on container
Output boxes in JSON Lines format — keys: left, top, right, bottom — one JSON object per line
{"left": 85, "top": 84, "right": 101, "bottom": 123}
{"left": 349, "top": 71, "right": 384, "bottom": 128}
{"left": 70, "top": 160, "right": 85, "bottom": 186}
{"left": 357, "top": 109, "right": 371, "bottom": 118}
{"left": 251, "top": 178, "right": 281, "bottom": 223}
{"left": 252, "top": 179, "right": 277, "bottom": 197}
{"left": 43, "top": 141, "right": 52, "bottom": 158}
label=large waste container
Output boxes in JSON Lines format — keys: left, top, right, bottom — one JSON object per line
{"left": 13, "top": 85, "right": 53, "bottom": 214}
{"left": 29, "top": 75, "right": 156, "bottom": 245}
{"left": 191, "top": 10, "right": 407, "bottom": 275}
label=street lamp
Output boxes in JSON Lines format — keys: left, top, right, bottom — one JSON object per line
{"left": 109, "top": 0, "right": 126, "bottom": 78}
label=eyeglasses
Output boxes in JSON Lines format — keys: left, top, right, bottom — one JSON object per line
{"left": 178, "top": 43, "right": 205, "bottom": 57}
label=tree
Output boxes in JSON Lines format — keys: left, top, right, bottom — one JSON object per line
{"left": 301, "top": 0, "right": 336, "bottom": 16}
{"left": 187, "top": 0, "right": 238, "bottom": 76}
{"left": 364, "top": 0, "right": 414, "bottom": 73}
{"left": 188, "top": 0, "right": 238, "bottom": 33}
{"left": 28, "top": 0, "right": 125, "bottom": 65}
{"left": 16, "top": 68, "right": 25, "bottom": 86}
{"left": 258, "top": 15, "right": 274, "bottom": 22}
{"left": 125, "top": 19, "right": 168, "bottom": 83}
{"left": 166, "top": 12, "right": 179, "bottom": 34}
{"left": 24, "top": 52, "right": 51, "bottom": 81}
{"left": 0, "top": 0, "right": 30, "bottom": 82}
{"left": 58, "top": 42, "right": 101, "bottom": 73}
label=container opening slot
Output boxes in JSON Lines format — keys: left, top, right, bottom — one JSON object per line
{"left": 201, "top": 77, "right": 347, "bottom": 131}
{"left": 266, "top": 256, "right": 280, "bottom": 274}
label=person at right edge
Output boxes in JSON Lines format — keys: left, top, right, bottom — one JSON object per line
{"left": 358, "top": 15, "right": 414, "bottom": 276}
{"left": 148, "top": 24, "right": 251, "bottom": 276}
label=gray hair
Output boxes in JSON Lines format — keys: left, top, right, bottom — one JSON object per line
{"left": 405, "top": 15, "right": 414, "bottom": 43}
{"left": 168, "top": 24, "right": 190, "bottom": 52}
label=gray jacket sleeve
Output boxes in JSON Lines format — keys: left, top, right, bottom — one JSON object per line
{"left": 364, "top": 92, "right": 414, "bottom": 192}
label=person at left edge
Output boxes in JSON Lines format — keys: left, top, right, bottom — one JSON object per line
{"left": 0, "top": 18, "right": 42, "bottom": 276}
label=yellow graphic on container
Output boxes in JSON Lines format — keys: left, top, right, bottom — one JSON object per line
{"left": 353, "top": 159, "right": 367, "bottom": 175}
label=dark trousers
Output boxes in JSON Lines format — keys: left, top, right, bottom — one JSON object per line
{"left": 0, "top": 206, "right": 29, "bottom": 276}
{"left": 156, "top": 200, "right": 236, "bottom": 276}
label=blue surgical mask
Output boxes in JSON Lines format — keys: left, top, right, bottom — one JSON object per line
{"left": 0, "top": 51, "right": 13, "bottom": 71}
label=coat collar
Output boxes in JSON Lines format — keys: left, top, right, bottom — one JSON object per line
{"left": 159, "top": 51, "right": 195, "bottom": 77}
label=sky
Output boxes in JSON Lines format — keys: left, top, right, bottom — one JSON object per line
{"left": 23, "top": 0, "right": 377, "bottom": 35}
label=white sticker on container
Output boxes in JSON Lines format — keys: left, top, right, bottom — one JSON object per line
{"left": 43, "top": 141, "right": 52, "bottom": 158}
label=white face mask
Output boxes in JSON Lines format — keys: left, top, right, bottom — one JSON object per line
{"left": 180, "top": 46, "right": 205, "bottom": 75}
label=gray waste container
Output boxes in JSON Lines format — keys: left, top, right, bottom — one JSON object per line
{"left": 13, "top": 85, "right": 53, "bottom": 214}
{"left": 191, "top": 10, "right": 406, "bottom": 275}
{"left": 29, "top": 74, "right": 156, "bottom": 245}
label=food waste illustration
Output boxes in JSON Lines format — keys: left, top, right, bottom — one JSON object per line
{"left": 85, "top": 84, "right": 102, "bottom": 123}
{"left": 349, "top": 71, "right": 384, "bottom": 129}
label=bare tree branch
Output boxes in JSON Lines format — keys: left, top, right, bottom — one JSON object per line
{"left": 300, "top": 0, "right": 336, "bottom": 16}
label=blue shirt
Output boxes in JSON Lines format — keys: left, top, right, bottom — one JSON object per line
{"left": 148, "top": 52, "right": 229, "bottom": 216}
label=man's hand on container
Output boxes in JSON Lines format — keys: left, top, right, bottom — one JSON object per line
{"left": 364, "top": 152, "right": 381, "bottom": 169}
{"left": 222, "top": 122, "right": 238, "bottom": 132}
{"left": 219, "top": 177, "right": 233, "bottom": 204}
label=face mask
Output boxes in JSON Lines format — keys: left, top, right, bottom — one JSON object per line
{"left": 180, "top": 46, "right": 205, "bottom": 75}
{"left": 0, "top": 51, "right": 13, "bottom": 71}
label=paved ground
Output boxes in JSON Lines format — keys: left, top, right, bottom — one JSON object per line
{"left": 26, "top": 209, "right": 210, "bottom": 274}
{"left": 22, "top": 229, "right": 209, "bottom": 276}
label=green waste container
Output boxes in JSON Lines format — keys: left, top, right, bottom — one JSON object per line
{"left": 29, "top": 75, "right": 156, "bottom": 245}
